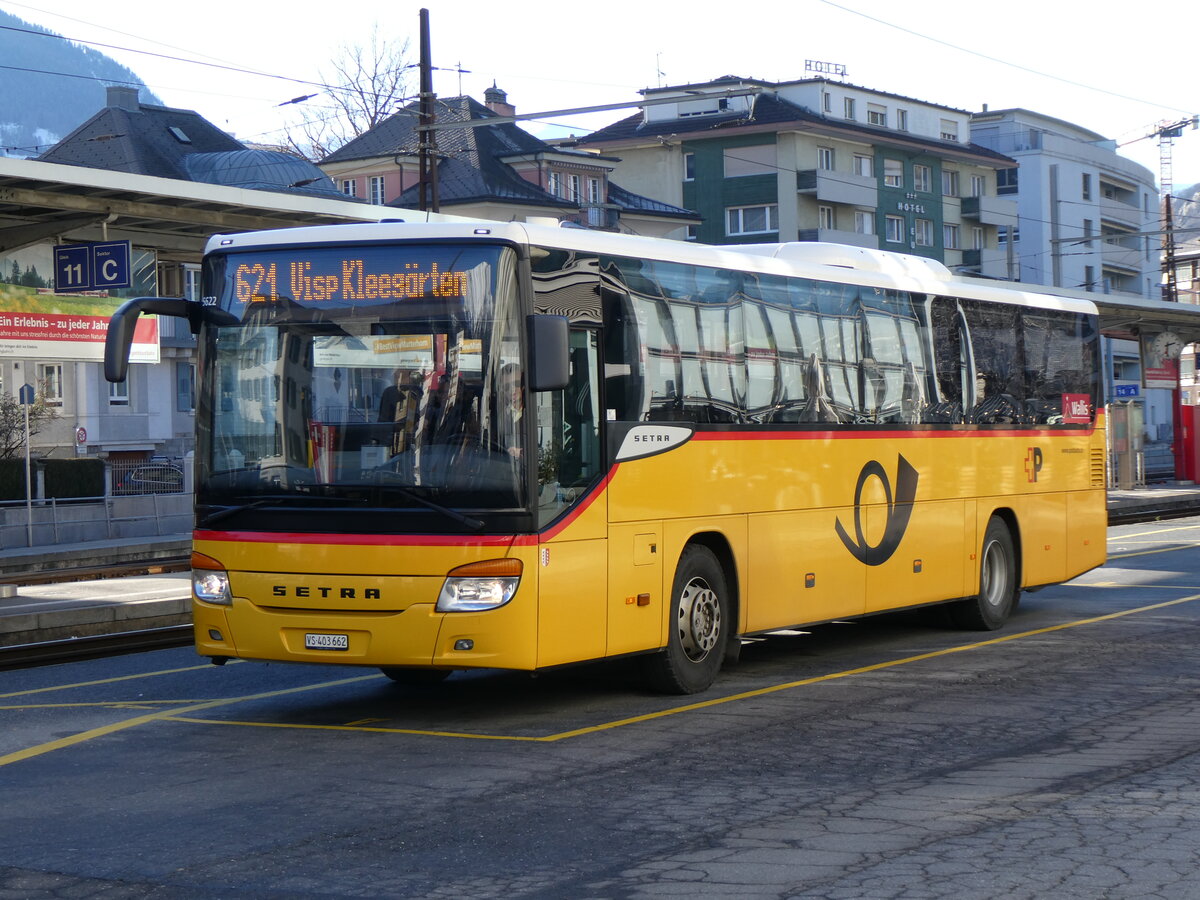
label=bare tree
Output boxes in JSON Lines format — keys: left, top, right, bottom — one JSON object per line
{"left": 285, "top": 26, "right": 412, "bottom": 161}
{"left": 0, "top": 389, "right": 58, "bottom": 460}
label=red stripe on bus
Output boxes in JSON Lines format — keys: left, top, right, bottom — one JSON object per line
{"left": 192, "top": 530, "right": 536, "bottom": 548}
{"left": 538, "top": 467, "right": 619, "bottom": 542}
{"left": 691, "top": 426, "right": 1097, "bottom": 441}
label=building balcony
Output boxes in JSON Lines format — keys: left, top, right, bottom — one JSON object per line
{"left": 1100, "top": 240, "right": 1146, "bottom": 273}
{"left": 960, "top": 194, "right": 1018, "bottom": 228}
{"left": 796, "top": 228, "right": 879, "bottom": 249}
{"left": 1099, "top": 194, "right": 1145, "bottom": 229}
{"left": 796, "top": 169, "right": 878, "bottom": 208}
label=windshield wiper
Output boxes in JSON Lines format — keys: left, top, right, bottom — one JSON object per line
{"left": 366, "top": 481, "right": 485, "bottom": 531}
{"left": 198, "top": 494, "right": 367, "bottom": 528}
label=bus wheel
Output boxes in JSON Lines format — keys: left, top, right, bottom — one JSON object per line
{"left": 644, "top": 545, "right": 728, "bottom": 694}
{"left": 379, "top": 667, "right": 452, "bottom": 686}
{"left": 950, "top": 518, "right": 1018, "bottom": 631}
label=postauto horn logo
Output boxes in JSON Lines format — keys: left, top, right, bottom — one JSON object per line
{"left": 835, "top": 455, "right": 919, "bottom": 566}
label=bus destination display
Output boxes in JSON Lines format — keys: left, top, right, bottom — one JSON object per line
{"left": 234, "top": 258, "right": 470, "bottom": 304}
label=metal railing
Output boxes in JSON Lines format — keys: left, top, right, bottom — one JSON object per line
{"left": 0, "top": 491, "right": 192, "bottom": 551}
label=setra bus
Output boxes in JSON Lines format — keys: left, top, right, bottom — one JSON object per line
{"left": 105, "top": 221, "right": 1106, "bottom": 694}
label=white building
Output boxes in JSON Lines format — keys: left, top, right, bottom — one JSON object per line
{"left": 971, "top": 109, "right": 1171, "bottom": 477}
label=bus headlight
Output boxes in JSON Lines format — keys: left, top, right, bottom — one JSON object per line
{"left": 192, "top": 551, "right": 232, "bottom": 606}
{"left": 436, "top": 559, "right": 522, "bottom": 612}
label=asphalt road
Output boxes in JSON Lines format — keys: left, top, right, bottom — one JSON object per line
{"left": 3, "top": 517, "right": 1200, "bottom": 899}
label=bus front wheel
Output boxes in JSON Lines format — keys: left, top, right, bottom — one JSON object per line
{"left": 644, "top": 545, "right": 729, "bottom": 694}
{"left": 950, "top": 517, "right": 1018, "bottom": 630}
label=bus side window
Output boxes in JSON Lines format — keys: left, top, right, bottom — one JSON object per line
{"left": 927, "top": 297, "right": 967, "bottom": 424}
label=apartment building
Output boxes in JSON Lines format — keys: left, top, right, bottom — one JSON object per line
{"left": 970, "top": 108, "right": 1159, "bottom": 297}
{"left": 575, "top": 76, "right": 1017, "bottom": 277}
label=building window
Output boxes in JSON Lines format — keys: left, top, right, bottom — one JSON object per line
{"left": 1084, "top": 265, "right": 1095, "bottom": 292}
{"left": 176, "top": 362, "right": 195, "bottom": 412}
{"left": 915, "top": 218, "right": 934, "bottom": 247}
{"left": 999, "top": 226, "right": 1020, "bottom": 245}
{"left": 997, "top": 168, "right": 1018, "bottom": 195}
{"left": 340, "top": 179, "right": 357, "bottom": 197}
{"left": 588, "top": 177, "right": 601, "bottom": 203}
{"left": 727, "top": 204, "right": 779, "bottom": 236}
{"left": 1081, "top": 173, "right": 1092, "bottom": 200}
{"left": 724, "top": 144, "right": 775, "bottom": 178}
{"left": 844, "top": 97, "right": 856, "bottom": 120}
{"left": 884, "top": 159, "right": 903, "bottom": 188}
{"left": 943, "top": 223, "right": 960, "bottom": 249}
{"left": 854, "top": 210, "right": 875, "bottom": 235}
{"left": 822, "top": 92, "right": 832, "bottom": 113}
{"left": 568, "top": 174, "right": 581, "bottom": 202}
{"left": 37, "top": 363, "right": 63, "bottom": 407}
{"left": 368, "top": 176, "right": 385, "bottom": 205}
{"left": 683, "top": 153, "right": 695, "bottom": 181}
{"left": 942, "top": 170, "right": 959, "bottom": 197}
{"left": 817, "top": 147, "right": 835, "bottom": 170}
{"left": 940, "top": 119, "right": 959, "bottom": 142}
{"left": 108, "top": 378, "right": 128, "bottom": 406}
{"left": 1082, "top": 219, "right": 1094, "bottom": 246}
{"left": 818, "top": 205, "right": 835, "bottom": 230}
{"left": 867, "top": 104, "right": 887, "bottom": 127}
{"left": 885, "top": 215, "right": 905, "bottom": 243}
{"left": 970, "top": 174, "right": 986, "bottom": 197}
{"left": 913, "top": 165, "right": 931, "bottom": 193}
{"left": 685, "top": 225, "right": 698, "bottom": 241}
{"left": 895, "top": 109, "right": 908, "bottom": 131}
{"left": 973, "top": 227, "right": 985, "bottom": 250}
{"left": 547, "top": 172, "right": 562, "bottom": 197}
{"left": 183, "top": 264, "right": 200, "bottom": 302}
{"left": 854, "top": 155, "right": 873, "bottom": 178}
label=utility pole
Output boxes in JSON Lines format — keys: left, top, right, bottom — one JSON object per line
{"left": 417, "top": 8, "right": 439, "bottom": 213}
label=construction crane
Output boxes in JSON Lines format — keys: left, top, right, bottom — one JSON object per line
{"left": 1145, "top": 117, "right": 1197, "bottom": 301}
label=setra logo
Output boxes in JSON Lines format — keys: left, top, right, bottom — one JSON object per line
{"left": 835, "top": 455, "right": 919, "bottom": 566}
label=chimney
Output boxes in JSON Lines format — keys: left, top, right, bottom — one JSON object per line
{"left": 484, "top": 83, "right": 515, "bottom": 118}
{"left": 107, "top": 86, "right": 140, "bottom": 111}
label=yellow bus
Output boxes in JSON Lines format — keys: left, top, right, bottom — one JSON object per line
{"left": 106, "top": 222, "right": 1106, "bottom": 693}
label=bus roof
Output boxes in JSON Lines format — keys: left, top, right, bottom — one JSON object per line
{"left": 206, "top": 220, "right": 1099, "bottom": 317}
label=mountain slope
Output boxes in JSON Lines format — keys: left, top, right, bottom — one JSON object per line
{"left": 0, "top": 9, "right": 161, "bottom": 156}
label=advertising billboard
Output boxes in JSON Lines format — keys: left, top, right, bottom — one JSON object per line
{"left": 0, "top": 244, "right": 160, "bottom": 363}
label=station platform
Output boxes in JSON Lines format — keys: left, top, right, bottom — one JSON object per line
{"left": 0, "top": 487, "right": 1198, "bottom": 651}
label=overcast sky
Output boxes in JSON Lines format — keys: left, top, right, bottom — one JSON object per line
{"left": 6, "top": 0, "right": 1199, "bottom": 195}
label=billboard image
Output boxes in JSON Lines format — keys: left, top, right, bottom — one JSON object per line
{"left": 0, "top": 244, "right": 160, "bottom": 363}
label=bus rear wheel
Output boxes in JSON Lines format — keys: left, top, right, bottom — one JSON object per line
{"left": 950, "top": 517, "right": 1018, "bottom": 630}
{"left": 644, "top": 545, "right": 729, "bottom": 695}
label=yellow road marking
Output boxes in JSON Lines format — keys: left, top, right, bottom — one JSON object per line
{"left": 0, "top": 674, "right": 377, "bottom": 768}
{"left": 0, "top": 662, "right": 233, "bottom": 701}
{"left": 151, "top": 592, "right": 1200, "bottom": 744}
{"left": 1107, "top": 544, "right": 1197, "bottom": 561}
{"left": 1111, "top": 523, "right": 1200, "bottom": 540}
{"left": 6, "top": 595, "right": 1198, "bottom": 762}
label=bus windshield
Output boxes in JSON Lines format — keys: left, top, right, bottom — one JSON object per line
{"left": 195, "top": 243, "right": 527, "bottom": 529}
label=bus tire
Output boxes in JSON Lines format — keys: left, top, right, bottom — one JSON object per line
{"left": 380, "top": 667, "right": 452, "bottom": 686}
{"left": 644, "top": 545, "right": 729, "bottom": 694}
{"left": 950, "top": 517, "right": 1018, "bottom": 630}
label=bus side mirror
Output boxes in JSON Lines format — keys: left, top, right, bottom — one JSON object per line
{"left": 105, "top": 297, "right": 197, "bottom": 382}
{"left": 526, "top": 314, "right": 569, "bottom": 392}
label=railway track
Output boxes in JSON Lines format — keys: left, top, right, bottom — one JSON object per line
{"left": 0, "top": 624, "right": 193, "bottom": 670}
{"left": 0, "top": 556, "right": 191, "bottom": 587}
{"left": 0, "top": 556, "right": 194, "bottom": 669}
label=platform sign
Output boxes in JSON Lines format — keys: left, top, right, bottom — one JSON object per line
{"left": 54, "top": 241, "right": 131, "bottom": 292}
{"left": 1, "top": 243, "right": 157, "bottom": 363}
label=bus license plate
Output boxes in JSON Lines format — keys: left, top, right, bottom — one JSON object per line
{"left": 305, "top": 632, "right": 349, "bottom": 651}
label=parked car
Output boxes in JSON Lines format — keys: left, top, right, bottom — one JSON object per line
{"left": 115, "top": 463, "right": 185, "bottom": 495}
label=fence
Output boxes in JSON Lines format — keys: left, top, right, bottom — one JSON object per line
{"left": 0, "top": 456, "right": 193, "bottom": 551}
